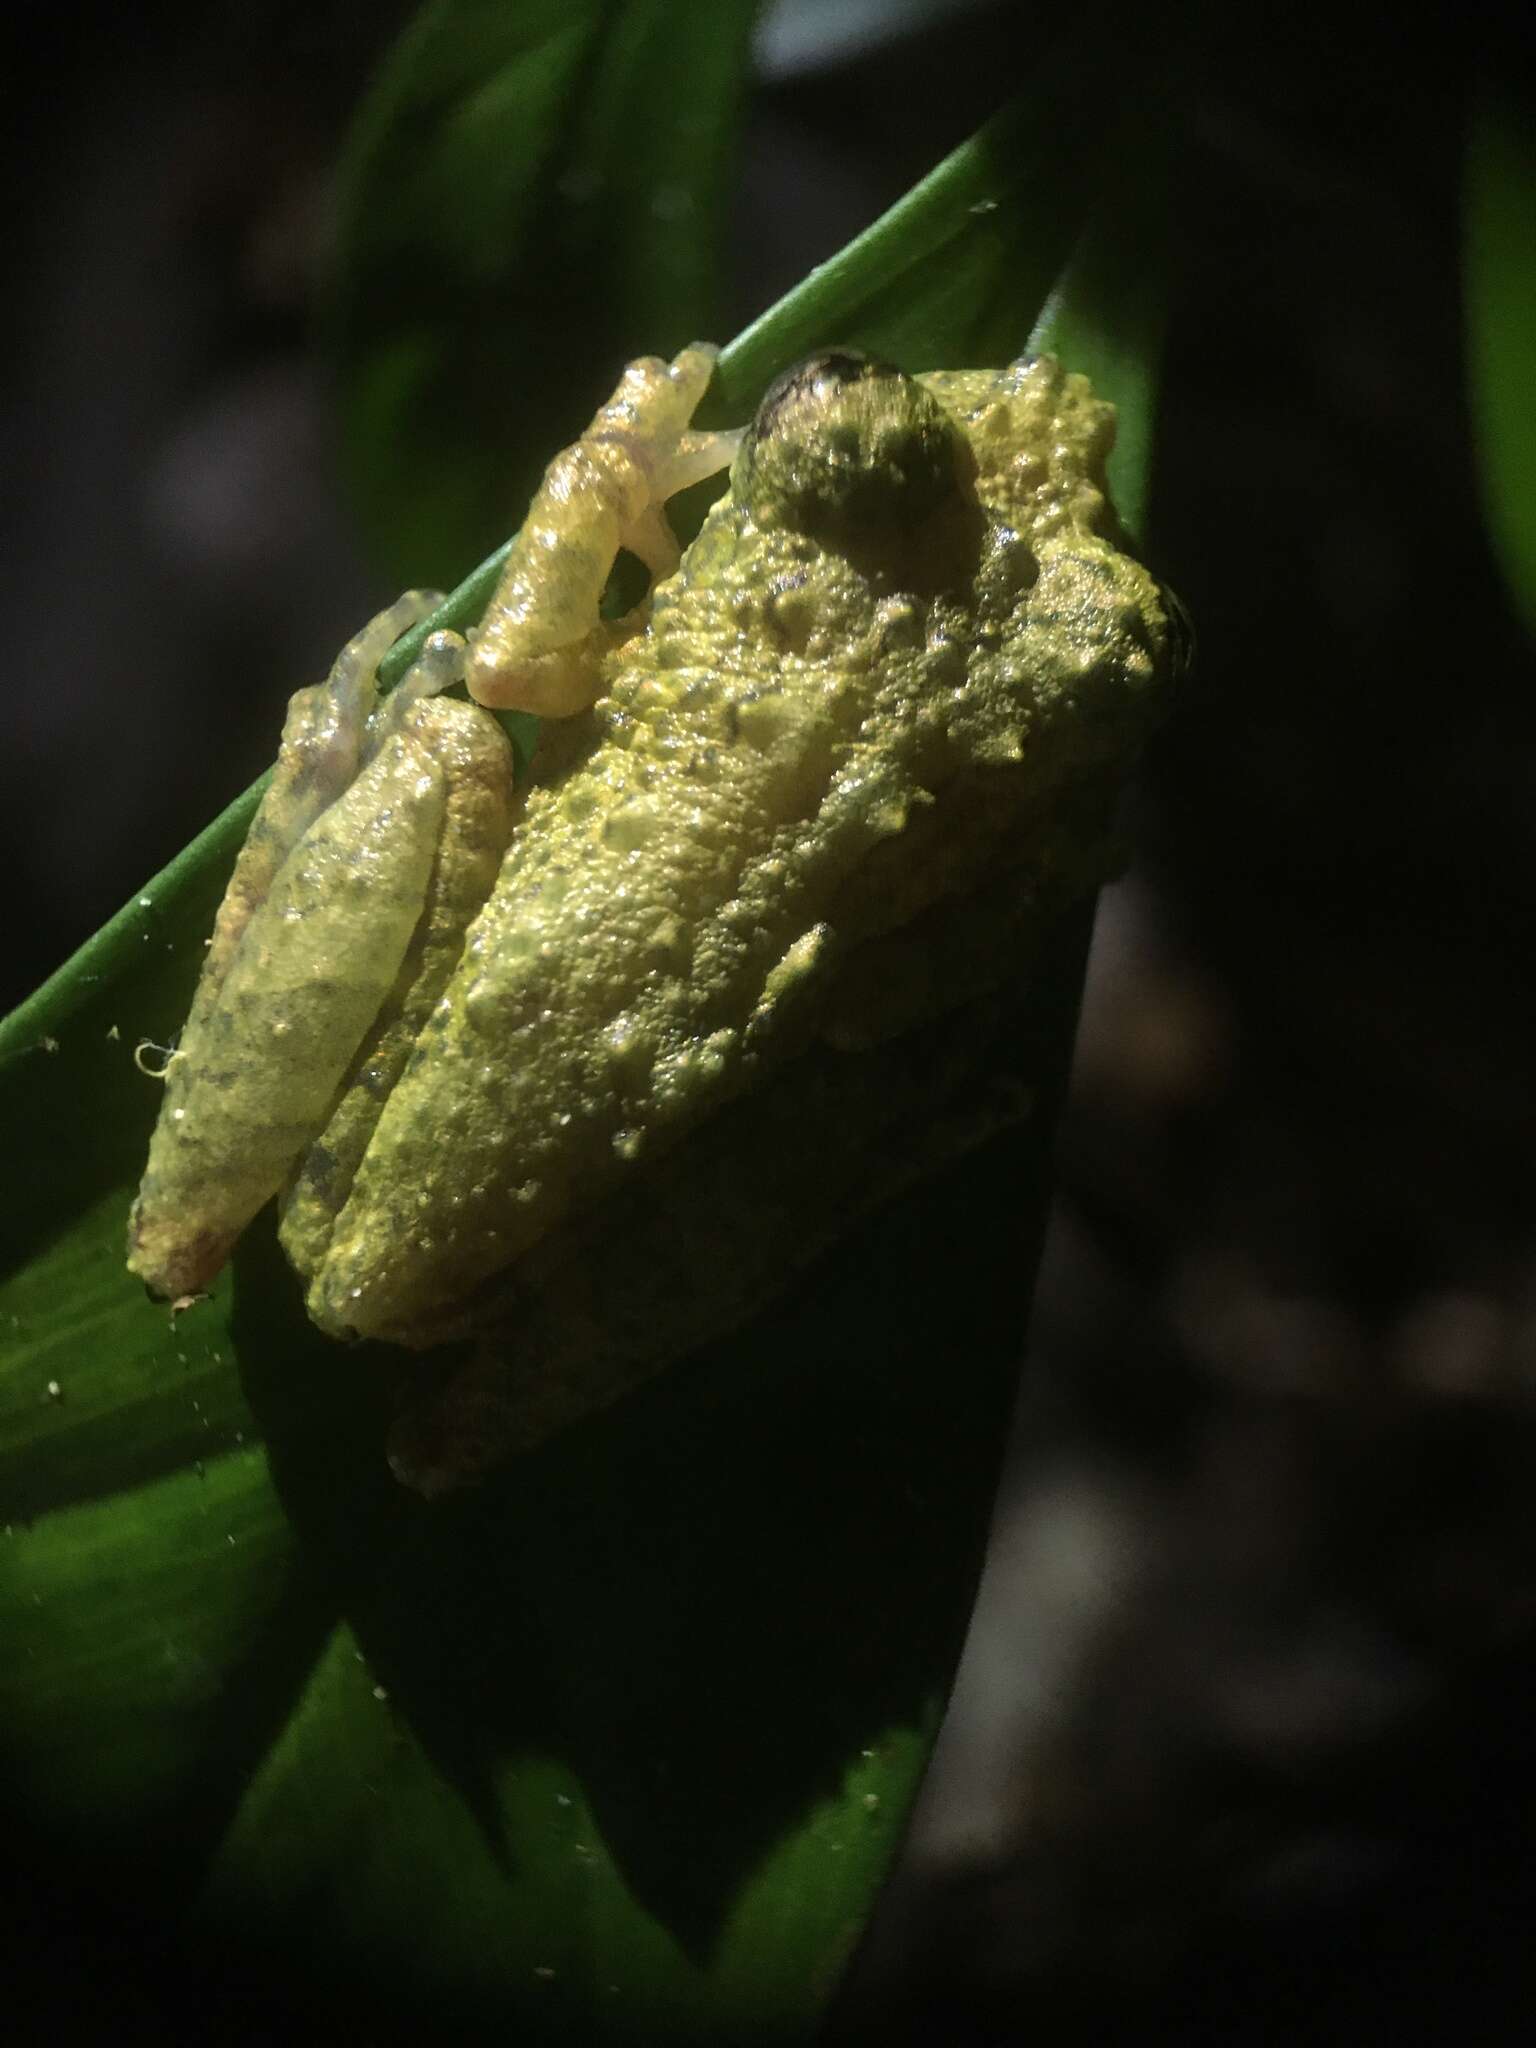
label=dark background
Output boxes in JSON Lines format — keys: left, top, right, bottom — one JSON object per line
{"left": 5, "top": 1, "right": 1535, "bottom": 2041}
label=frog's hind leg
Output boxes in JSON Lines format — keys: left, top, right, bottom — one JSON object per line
{"left": 128, "top": 598, "right": 450, "bottom": 1303}
{"left": 129, "top": 717, "right": 459, "bottom": 1302}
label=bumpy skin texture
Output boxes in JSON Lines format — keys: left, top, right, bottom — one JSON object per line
{"left": 304, "top": 352, "right": 1176, "bottom": 1350}
{"left": 129, "top": 347, "right": 1182, "bottom": 1488}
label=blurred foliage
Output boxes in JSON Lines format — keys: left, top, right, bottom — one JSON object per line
{"left": 1465, "top": 86, "right": 1536, "bottom": 644}
{"left": 330, "top": 0, "right": 761, "bottom": 584}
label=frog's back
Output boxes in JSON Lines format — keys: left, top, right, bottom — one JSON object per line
{"left": 304, "top": 352, "right": 1178, "bottom": 1346}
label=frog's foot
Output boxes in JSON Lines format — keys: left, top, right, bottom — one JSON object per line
{"left": 327, "top": 589, "right": 446, "bottom": 742}
{"left": 363, "top": 627, "right": 470, "bottom": 754}
{"left": 127, "top": 1171, "right": 243, "bottom": 1301}
{"left": 269, "top": 589, "right": 447, "bottom": 841}
{"left": 465, "top": 343, "right": 741, "bottom": 717}
{"left": 193, "top": 589, "right": 444, "bottom": 1013}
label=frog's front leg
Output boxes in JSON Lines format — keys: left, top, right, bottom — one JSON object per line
{"left": 464, "top": 343, "right": 741, "bottom": 717}
{"left": 127, "top": 626, "right": 516, "bottom": 1303}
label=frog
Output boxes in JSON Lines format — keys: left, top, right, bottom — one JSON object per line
{"left": 127, "top": 345, "right": 739, "bottom": 1306}
{"left": 128, "top": 341, "right": 1185, "bottom": 1493}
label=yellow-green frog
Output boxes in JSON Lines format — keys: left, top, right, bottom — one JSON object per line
{"left": 128, "top": 344, "right": 1184, "bottom": 1491}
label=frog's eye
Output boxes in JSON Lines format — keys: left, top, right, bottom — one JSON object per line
{"left": 741, "top": 351, "right": 975, "bottom": 581}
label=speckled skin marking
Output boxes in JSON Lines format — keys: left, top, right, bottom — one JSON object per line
{"left": 129, "top": 347, "right": 1183, "bottom": 1489}
{"left": 301, "top": 351, "right": 1178, "bottom": 1353}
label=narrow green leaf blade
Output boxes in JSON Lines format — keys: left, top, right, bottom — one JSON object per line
{"left": 711, "top": 40, "right": 1131, "bottom": 416}
{"left": 1465, "top": 87, "right": 1536, "bottom": 641}
{"left": 1028, "top": 119, "right": 1177, "bottom": 547}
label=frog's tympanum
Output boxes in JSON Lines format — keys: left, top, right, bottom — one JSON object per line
{"left": 128, "top": 344, "right": 1185, "bottom": 1493}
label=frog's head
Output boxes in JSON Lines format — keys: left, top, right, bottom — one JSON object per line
{"left": 737, "top": 351, "right": 982, "bottom": 592}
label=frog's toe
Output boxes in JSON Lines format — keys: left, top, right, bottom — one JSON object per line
{"left": 342, "top": 588, "right": 444, "bottom": 675}
{"left": 660, "top": 424, "right": 744, "bottom": 498}
{"left": 366, "top": 628, "right": 469, "bottom": 747}
{"left": 620, "top": 502, "right": 681, "bottom": 583}
{"left": 126, "top": 1202, "right": 238, "bottom": 1304}
{"left": 325, "top": 589, "right": 445, "bottom": 725}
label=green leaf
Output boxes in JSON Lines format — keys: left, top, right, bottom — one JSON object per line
{"left": 1, "top": 34, "right": 1177, "bottom": 2042}
{"left": 330, "top": 0, "right": 761, "bottom": 584}
{"left": 1465, "top": 85, "right": 1536, "bottom": 642}
{"left": 1028, "top": 118, "right": 1175, "bottom": 549}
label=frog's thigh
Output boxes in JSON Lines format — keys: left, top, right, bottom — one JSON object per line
{"left": 279, "top": 697, "right": 520, "bottom": 1286}
{"left": 127, "top": 740, "right": 449, "bottom": 1300}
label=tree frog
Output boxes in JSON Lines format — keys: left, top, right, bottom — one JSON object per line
{"left": 128, "top": 343, "right": 1185, "bottom": 1492}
